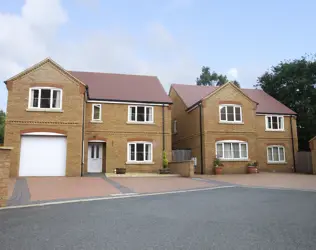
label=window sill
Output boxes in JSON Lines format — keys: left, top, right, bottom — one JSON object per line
{"left": 267, "top": 162, "right": 287, "bottom": 165}
{"left": 219, "top": 121, "right": 244, "bottom": 125}
{"left": 90, "top": 120, "right": 103, "bottom": 123}
{"left": 220, "top": 159, "right": 249, "bottom": 162}
{"left": 26, "top": 108, "right": 63, "bottom": 113}
{"left": 126, "top": 122, "right": 155, "bottom": 125}
{"left": 125, "top": 161, "right": 155, "bottom": 165}
{"left": 265, "top": 129, "right": 285, "bottom": 132}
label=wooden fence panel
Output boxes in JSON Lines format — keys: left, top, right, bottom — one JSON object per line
{"left": 296, "top": 151, "right": 313, "bottom": 174}
{"left": 172, "top": 150, "right": 192, "bottom": 162}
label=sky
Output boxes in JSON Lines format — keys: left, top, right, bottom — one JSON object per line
{"left": 0, "top": 0, "right": 316, "bottom": 110}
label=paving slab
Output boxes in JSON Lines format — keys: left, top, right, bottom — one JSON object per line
{"left": 7, "top": 178, "right": 16, "bottom": 199}
{"left": 27, "top": 177, "right": 120, "bottom": 202}
{"left": 7, "top": 178, "right": 30, "bottom": 206}
{"left": 109, "top": 176, "right": 217, "bottom": 193}
{"left": 198, "top": 173, "right": 316, "bottom": 190}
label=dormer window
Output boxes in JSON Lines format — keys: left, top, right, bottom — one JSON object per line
{"left": 29, "top": 87, "right": 62, "bottom": 110}
{"left": 219, "top": 104, "right": 242, "bottom": 123}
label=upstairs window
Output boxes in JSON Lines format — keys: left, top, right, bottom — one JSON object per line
{"left": 29, "top": 88, "right": 62, "bottom": 109}
{"left": 265, "top": 115, "right": 284, "bottom": 131}
{"left": 219, "top": 105, "right": 242, "bottom": 123}
{"left": 267, "top": 145, "right": 285, "bottom": 163}
{"left": 128, "top": 106, "right": 153, "bottom": 123}
{"left": 216, "top": 140, "right": 248, "bottom": 160}
{"left": 92, "top": 104, "right": 102, "bottom": 121}
{"left": 173, "top": 120, "right": 177, "bottom": 134}
{"left": 127, "top": 142, "right": 152, "bottom": 162}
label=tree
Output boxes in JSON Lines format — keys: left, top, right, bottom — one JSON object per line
{"left": 255, "top": 55, "right": 316, "bottom": 151}
{"left": 196, "top": 66, "right": 240, "bottom": 87}
{"left": 0, "top": 110, "right": 5, "bottom": 144}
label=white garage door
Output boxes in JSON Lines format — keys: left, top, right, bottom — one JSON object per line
{"left": 19, "top": 135, "right": 67, "bottom": 176}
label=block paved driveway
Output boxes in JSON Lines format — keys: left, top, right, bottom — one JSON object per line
{"left": 197, "top": 172, "right": 316, "bottom": 191}
{"left": 6, "top": 176, "right": 219, "bottom": 206}
{"left": 7, "top": 172, "right": 316, "bottom": 206}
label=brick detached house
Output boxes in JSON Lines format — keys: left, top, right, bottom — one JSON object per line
{"left": 4, "top": 58, "right": 172, "bottom": 177}
{"left": 170, "top": 82, "right": 298, "bottom": 174}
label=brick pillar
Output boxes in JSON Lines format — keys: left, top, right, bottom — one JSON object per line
{"left": 0, "top": 147, "right": 12, "bottom": 207}
{"left": 310, "top": 138, "right": 316, "bottom": 175}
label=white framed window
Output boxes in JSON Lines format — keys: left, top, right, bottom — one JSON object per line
{"left": 28, "top": 87, "right": 62, "bottom": 110}
{"left": 127, "top": 142, "right": 153, "bottom": 163}
{"left": 219, "top": 104, "right": 242, "bottom": 123}
{"left": 267, "top": 145, "right": 285, "bottom": 163}
{"left": 216, "top": 140, "right": 248, "bottom": 160}
{"left": 128, "top": 106, "right": 154, "bottom": 123}
{"left": 92, "top": 104, "right": 102, "bottom": 121}
{"left": 265, "top": 115, "right": 284, "bottom": 131}
{"left": 173, "top": 120, "right": 177, "bottom": 134}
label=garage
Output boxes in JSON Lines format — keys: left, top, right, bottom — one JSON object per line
{"left": 19, "top": 135, "right": 67, "bottom": 176}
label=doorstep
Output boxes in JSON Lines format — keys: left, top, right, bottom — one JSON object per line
{"left": 105, "top": 173, "right": 181, "bottom": 178}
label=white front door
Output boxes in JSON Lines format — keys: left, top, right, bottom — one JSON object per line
{"left": 88, "top": 143, "right": 103, "bottom": 173}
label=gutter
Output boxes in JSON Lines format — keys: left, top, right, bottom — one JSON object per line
{"left": 81, "top": 88, "right": 87, "bottom": 177}
{"left": 87, "top": 98, "right": 172, "bottom": 105}
{"left": 162, "top": 104, "right": 165, "bottom": 151}
{"left": 199, "top": 102, "right": 204, "bottom": 175}
{"left": 290, "top": 115, "right": 296, "bottom": 173}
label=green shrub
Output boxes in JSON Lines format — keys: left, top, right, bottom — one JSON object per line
{"left": 163, "top": 151, "right": 168, "bottom": 168}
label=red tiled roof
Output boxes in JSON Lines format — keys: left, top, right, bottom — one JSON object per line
{"left": 69, "top": 71, "right": 172, "bottom": 104}
{"left": 171, "top": 84, "right": 296, "bottom": 115}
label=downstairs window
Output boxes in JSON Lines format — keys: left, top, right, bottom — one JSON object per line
{"left": 127, "top": 142, "right": 153, "bottom": 162}
{"left": 216, "top": 140, "right": 248, "bottom": 160}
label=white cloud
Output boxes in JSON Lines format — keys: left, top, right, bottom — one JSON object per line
{"left": 0, "top": 0, "right": 199, "bottom": 111}
{"left": 227, "top": 68, "right": 238, "bottom": 80}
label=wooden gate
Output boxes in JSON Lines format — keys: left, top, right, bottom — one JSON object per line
{"left": 296, "top": 151, "right": 313, "bottom": 174}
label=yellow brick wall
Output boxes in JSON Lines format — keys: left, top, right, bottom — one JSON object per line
{"left": 4, "top": 61, "right": 84, "bottom": 177}
{"left": 84, "top": 103, "right": 172, "bottom": 173}
{"left": 0, "top": 148, "right": 12, "bottom": 207}
{"left": 169, "top": 88, "right": 202, "bottom": 173}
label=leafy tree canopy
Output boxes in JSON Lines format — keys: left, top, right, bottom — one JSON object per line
{"left": 196, "top": 66, "right": 240, "bottom": 88}
{"left": 0, "top": 110, "right": 5, "bottom": 144}
{"left": 255, "top": 55, "right": 316, "bottom": 151}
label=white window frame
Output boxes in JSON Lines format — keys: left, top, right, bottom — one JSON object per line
{"left": 28, "top": 87, "right": 63, "bottom": 110}
{"left": 127, "top": 141, "right": 153, "bottom": 163}
{"left": 215, "top": 140, "right": 248, "bottom": 160}
{"left": 92, "top": 104, "right": 102, "bottom": 121}
{"left": 267, "top": 145, "right": 286, "bottom": 163}
{"left": 219, "top": 104, "right": 243, "bottom": 123}
{"left": 173, "top": 120, "right": 177, "bottom": 134}
{"left": 265, "top": 115, "right": 284, "bottom": 131}
{"left": 127, "top": 105, "right": 154, "bottom": 123}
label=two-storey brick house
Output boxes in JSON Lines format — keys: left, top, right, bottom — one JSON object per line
{"left": 4, "top": 58, "right": 172, "bottom": 177}
{"left": 170, "top": 82, "right": 298, "bottom": 174}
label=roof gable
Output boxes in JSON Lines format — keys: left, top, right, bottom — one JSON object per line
{"left": 201, "top": 82, "right": 258, "bottom": 106}
{"left": 4, "top": 58, "right": 86, "bottom": 87}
